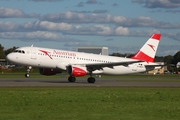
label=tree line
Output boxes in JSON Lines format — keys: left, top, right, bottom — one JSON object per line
{"left": 0, "top": 44, "right": 18, "bottom": 59}
{"left": 0, "top": 44, "right": 180, "bottom": 72}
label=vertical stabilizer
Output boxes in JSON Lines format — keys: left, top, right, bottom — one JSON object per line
{"left": 131, "top": 34, "right": 161, "bottom": 62}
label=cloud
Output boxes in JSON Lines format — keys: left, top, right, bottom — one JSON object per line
{"left": 165, "top": 9, "right": 180, "bottom": 13}
{"left": 32, "top": 21, "right": 130, "bottom": 36}
{"left": 0, "top": 7, "right": 40, "bottom": 18}
{"left": 33, "top": 21, "right": 73, "bottom": 31}
{"left": 130, "top": 29, "right": 161, "bottom": 37}
{"left": 0, "top": 22, "right": 18, "bottom": 31}
{"left": 106, "top": 38, "right": 114, "bottom": 41}
{"left": 0, "top": 11, "right": 180, "bottom": 41}
{"left": 131, "top": 0, "right": 144, "bottom": 3}
{"left": 64, "top": 42, "right": 91, "bottom": 47}
{"left": 132, "top": 0, "right": 180, "bottom": 8}
{"left": 77, "top": 0, "right": 102, "bottom": 7}
{"left": 115, "top": 27, "right": 130, "bottom": 35}
{"left": 41, "top": 11, "right": 180, "bottom": 29}
{"left": 25, "top": 31, "right": 59, "bottom": 40}
{"left": 0, "top": 20, "right": 130, "bottom": 36}
{"left": 0, "top": 7, "right": 25, "bottom": 18}
{"left": 22, "top": 21, "right": 80, "bottom": 33}
{"left": 158, "top": 44, "right": 180, "bottom": 56}
{"left": 29, "top": 0, "right": 64, "bottom": 2}
{"left": 164, "top": 32, "right": 180, "bottom": 41}
{"left": 1, "top": 9, "right": 180, "bottom": 43}
{"left": 169, "top": 0, "right": 180, "bottom": 4}
{"left": 150, "top": 9, "right": 180, "bottom": 13}
{"left": 93, "top": 10, "right": 108, "bottom": 13}
{"left": 0, "top": 31, "right": 83, "bottom": 42}
{"left": 112, "top": 3, "right": 118, "bottom": 7}
{"left": 95, "top": 25, "right": 113, "bottom": 35}
{"left": 77, "top": 2, "right": 84, "bottom": 7}
{"left": 86, "top": 0, "right": 98, "bottom": 4}
{"left": 0, "top": 31, "right": 57, "bottom": 41}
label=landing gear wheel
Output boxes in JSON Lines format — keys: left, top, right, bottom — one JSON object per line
{"left": 68, "top": 76, "right": 76, "bottom": 82}
{"left": 25, "top": 73, "right": 30, "bottom": 78}
{"left": 87, "top": 77, "right": 96, "bottom": 83}
{"left": 25, "top": 66, "right": 32, "bottom": 78}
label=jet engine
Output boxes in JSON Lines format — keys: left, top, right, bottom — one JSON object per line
{"left": 67, "top": 65, "right": 87, "bottom": 77}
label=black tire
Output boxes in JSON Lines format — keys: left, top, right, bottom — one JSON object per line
{"left": 25, "top": 74, "right": 30, "bottom": 78}
{"left": 68, "top": 76, "right": 76, "bottom": 82}
{"left": 87, "top": 77, "right": 95, "bottom": 83}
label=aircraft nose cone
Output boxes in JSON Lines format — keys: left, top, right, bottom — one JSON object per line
{"left": 6, "top": 53, "right": 14, "bottom": 62}
{"left": 6, "top": 54, "right": 11, "bottom": 62}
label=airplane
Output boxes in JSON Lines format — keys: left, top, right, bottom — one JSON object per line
{"left": 6, "top": 33, "right": 161, "bottom": 83}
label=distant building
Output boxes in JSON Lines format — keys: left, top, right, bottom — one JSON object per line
{"left": 148, "top": 62, "right": 165, "bottom": 74}
{"left": 77, "top": 47, "right": 108, "bottom": 55}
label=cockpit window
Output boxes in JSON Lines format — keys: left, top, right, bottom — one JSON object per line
{"left": 14, "top": 50, "right": 25, "bottom": 54}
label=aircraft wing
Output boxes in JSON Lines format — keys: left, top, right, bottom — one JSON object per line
{"left": 75, "top": 60, "right": 143, "bottom": 71}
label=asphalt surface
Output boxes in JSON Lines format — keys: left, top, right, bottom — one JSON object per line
{"left": 0, "top": 77, "right": 180, "bottom": 87}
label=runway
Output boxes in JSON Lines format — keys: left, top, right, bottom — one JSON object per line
{"left": 0, "top": 77, "right": 180, "bottom": 87}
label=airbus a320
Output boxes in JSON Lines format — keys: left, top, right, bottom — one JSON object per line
{"left": 6, "top": 34, "right": 162, "bottom": 83}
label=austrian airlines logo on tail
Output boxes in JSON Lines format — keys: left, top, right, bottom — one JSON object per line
{"left": 148, "top": 44, "right": 155, "bottom": 51}
{"left": 131, "top": 34, "right": 161, "bottom": 62}
{"left": 39, "top": 50, "right": 53, "bottom": 59}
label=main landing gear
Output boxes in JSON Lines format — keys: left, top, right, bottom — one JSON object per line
{"left": 87, "top": 77, "right": 95, "bottom": 83}
{"left": 68, "top": 76, "right": 76, "bottom": 82}
{"left": 68, "top": 71, "right": 96, "bottom": 83}
{"left": 68, "top": 76, "right": 96, "bottom": 83}
{"left": 25, "top": 66, "right": 32, "bottom": 78}
{"left": 87, "top": 71, "right": 96, "bottom": 83}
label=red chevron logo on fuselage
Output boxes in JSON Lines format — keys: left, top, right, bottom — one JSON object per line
{"left": 39, "top": 50, "right": 53, "bottom": 59}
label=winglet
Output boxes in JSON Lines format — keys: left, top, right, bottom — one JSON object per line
{"left": 131, "top": 34, "right": 161, "bottom": 62}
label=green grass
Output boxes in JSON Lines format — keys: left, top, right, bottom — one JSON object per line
{"left": 0, "top": 87, "right": 180, "bottom": 120}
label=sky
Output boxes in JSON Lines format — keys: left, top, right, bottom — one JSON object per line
{"left": 0, "top": 0, "right": 180, "bottom": 56}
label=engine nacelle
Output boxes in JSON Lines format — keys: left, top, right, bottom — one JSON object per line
{"left": 39, "top": 68, "right": 58, "bottom": 76}
{"left": 67, "top": 65, "right": 87, "bottom": 77}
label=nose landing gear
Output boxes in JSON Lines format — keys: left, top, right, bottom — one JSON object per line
{"left": 25, "top": 66, "right": 32, "bottom": 78}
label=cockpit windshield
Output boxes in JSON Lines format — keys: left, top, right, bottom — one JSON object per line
{"left": 14, "top": 50, "right": 25, "bottom": 54}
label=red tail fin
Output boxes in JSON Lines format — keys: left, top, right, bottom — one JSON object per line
{"left": 131, "top": 34, "right": 161, "bottom": 62}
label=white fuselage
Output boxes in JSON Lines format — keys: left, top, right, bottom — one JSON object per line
{"left": 6, "top": 46, "right": 158, "bottom": 75}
